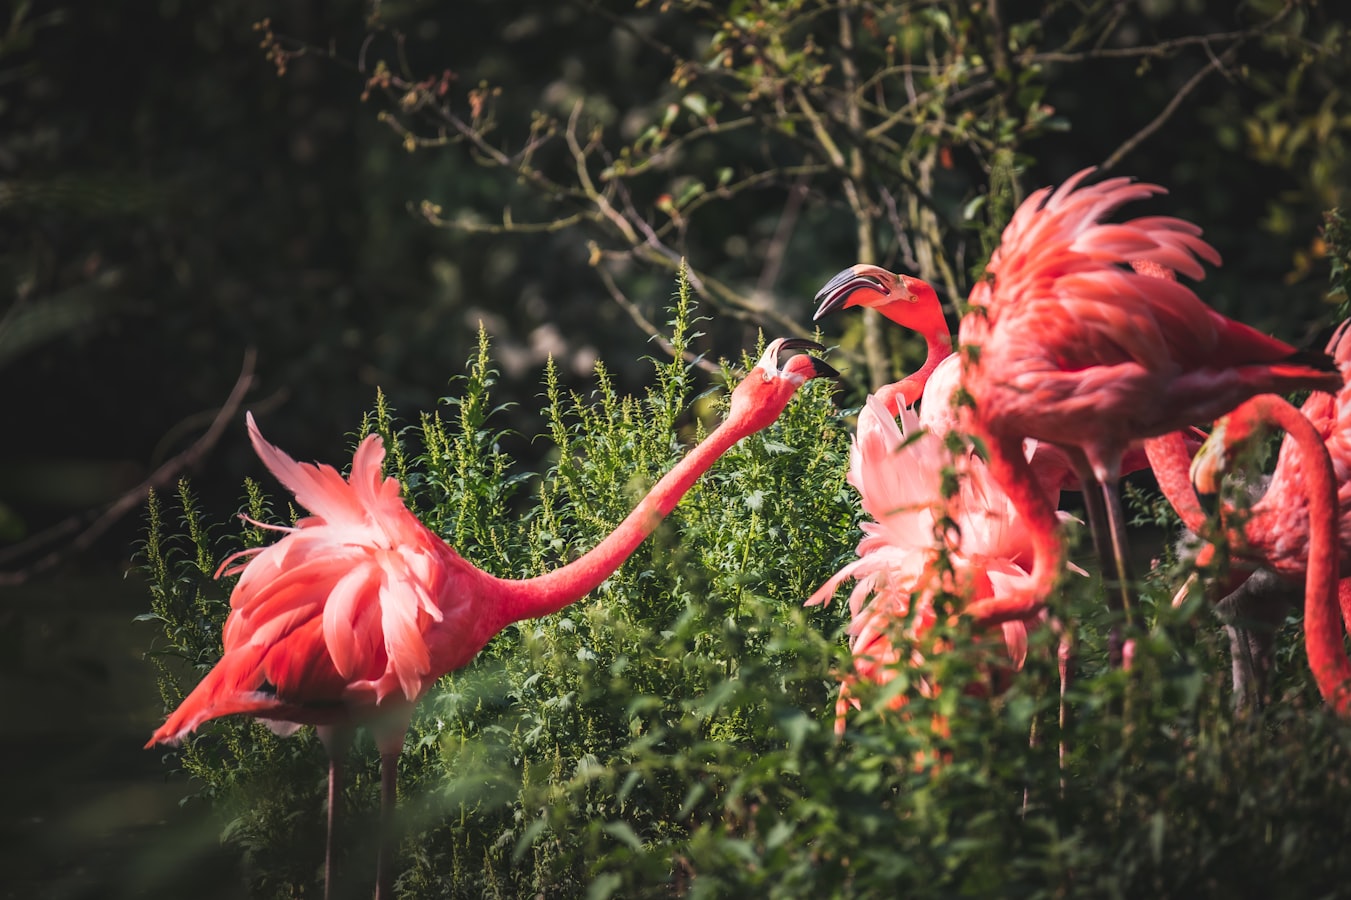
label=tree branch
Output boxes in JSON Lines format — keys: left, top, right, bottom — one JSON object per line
{"left": 0, "top": 348, "right": 258, "bottom": 585}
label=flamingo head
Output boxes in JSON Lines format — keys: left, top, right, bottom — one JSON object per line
{"left": 726, "top": 338, "right": 837, "bottom": 433}
{"left": 813, "top": 264, "right": 944, "bottom": 333}
{"left": 1189, "top": 413, "right": 1269, "bottom": 504}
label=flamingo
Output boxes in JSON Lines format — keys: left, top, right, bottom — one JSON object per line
{"left": 146, "top": 338, "right": 836, "bottom": 900}
{"left": 1186, "top": 395, "right": 1350, "bottom": 713}
{"left": 812, "top": 262, "right": 1205, "bottom": 496}
{"left": 813, "top": 265, "right": 952, "bottom": 414}
{"left": 1150, "top": 324, "right": 1351, "bottom": 707}
{"left": 953, "top": 168, "right": 1342, "bottom": 664}
{"left": 1151, "top": 323, "right": 1351, "bottom": 575}
{"left": 807, "top": 385, "right": 1081, "bottom": 736}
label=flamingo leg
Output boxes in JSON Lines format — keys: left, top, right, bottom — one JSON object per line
{"left": 1091, "top": 477, "right": 1136, "bottom": 668}
{"left": 315, "top": 725, "right": 352, "bottom": 900}
{"left": 1227, "top": 622, "right": 1263, "bottom": 714}
{"left": 375, "top": 748, "right": 398, "bottom": 900}
{"left": 1071, "top": 465, "right": 1132, "bottom": 668}
{"left": 327, "top": 754, "right": 341, "bottom": 900}
{"left": 1057, "top": 627, "right": 1072, "bottom": 796}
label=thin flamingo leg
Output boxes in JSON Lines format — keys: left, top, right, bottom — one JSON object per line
{"left": 326, "top": 754, "right": 341, "bottom": 900}
{"left": 1099, "top": 477, "right": 1136, "bottom": 667}
{"left": 375, "top": 748, "right": 399, "bottom": 900}
{"left": 315, "top": 725, "right": 351, "bottom": 900}
{"left": 1074, "top": 472, "right": 1128, "bottom": 665}
{"left": 1057, "top": 628, "right": 1072, "bottom": 796}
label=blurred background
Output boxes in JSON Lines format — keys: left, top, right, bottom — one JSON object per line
{"left": 2, "top": 0, "right": 1347, "bottom": 895}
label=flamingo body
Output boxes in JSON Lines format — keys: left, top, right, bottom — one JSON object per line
{"left": 962, "top": 169, "right": 1339, "bottom": 484}
{"left": 149, "top": 419, "right": 502, "bottom": 745}
{"left": 956, "top": 169, "right": 1340, "bottom": 632}
{"left": 809, "top": 394, "right": 1078, "bottom": 732}
{"left": 147, "top": 338, "right": 836, "bottom": 897}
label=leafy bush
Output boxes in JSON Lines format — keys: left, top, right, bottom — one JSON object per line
{"left": 142, "top": 280, "right": 1351, "bottom": 898}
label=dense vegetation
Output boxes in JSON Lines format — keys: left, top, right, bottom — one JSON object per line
{"left": 142, "top": 280, "right": 1351, "bottom": 897}
{"left": 9, "top": 0, "right": 1351, "bottom": 895}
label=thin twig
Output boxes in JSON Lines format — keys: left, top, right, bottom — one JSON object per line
{"left": 756, "top": 172, "right": 809, "bottom": 297}
{"left": 0, "top": 349, "right": 258, "bottom": 585}
{"left": 594, "top": 265, "right": 721, "bottom": 375}
{"left": 1100, "top": 41, "right": 1240, "bottom": 173}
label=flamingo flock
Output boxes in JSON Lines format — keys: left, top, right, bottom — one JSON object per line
{"left": 147, "top": 168, "right": 1351, "bottom": 896}
{"left": 810, "top": 168, "right": 1349, "bottom": 728}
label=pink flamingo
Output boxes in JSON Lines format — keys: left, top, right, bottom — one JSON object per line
{"left": 812, "top": 263, "right": 1205, "bottom": 496}
{"left": 1186, "top": 394, "right": 1350, "bottom": 713}
{"left": 146, "top": 338, "right": 836, "bottom": 900}
{"left": 1152, "top": 324, "right": 1351, "bottom": 706}
{"left": 813, "top": 265, "right": 951, "bottom": 414}
{"left": 953, "top": 169, "right": 1342, "bottom": 665}
{"left": 807, "top": 386, "right": 1081, "bottom": 735}
{"left": 1153, "top": 323, "right": 1351, "bottom": 574}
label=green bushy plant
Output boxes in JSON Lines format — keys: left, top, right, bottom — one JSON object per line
{"left": 143, "top": 278, "right": 1351, "bottom": 898}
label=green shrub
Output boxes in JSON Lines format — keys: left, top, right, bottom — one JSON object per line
{"left": 142, "top": 280, "right": 1351, "bottom": 898}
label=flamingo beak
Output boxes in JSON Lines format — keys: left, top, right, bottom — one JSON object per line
{"left": 756, "top": 338, "right": 838, "bottom": 379}
{"left": 1189, "top": 421, "right": 1229, "bottom": 517}
{"left": 777, "top": 337, "right": 838, "bottom": 378}
{"left": 812, "top": 265, "right": 891, "bottom": 320}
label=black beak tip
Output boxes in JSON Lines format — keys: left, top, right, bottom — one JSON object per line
{"left": 813, "top": 267, "right": 882, "bottom": 320}
{"left": 809, "top": 357, "right": 841, "bottom": 379}
{"left": 814, "top": 267, "right": 859, "bottom": 301}
{"left": 1194, "top": 484, "right": 1221, "bottom": 519}
{"left": 813, "top": 268, "right": 863, "bottom": 315}
{"left": 772, "top": 338, "right": 836, "bottom": 378}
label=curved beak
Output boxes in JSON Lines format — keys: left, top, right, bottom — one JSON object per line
{"left": 760, "top": 337, "right": 839, "bottom": 379}
{"left": 812, "top": 265, "right": 891, "bottom": 320}
{"left": 1189, "top": 422, "right": 1229, "bottom": 517}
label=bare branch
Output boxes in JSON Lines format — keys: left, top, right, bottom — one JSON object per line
{"left": 1100, "top": 40, "right": 1240, "bottom": 173}
{"left": 593, "top": 264, "right": 721, "bottom": 375}
{"left": 756, "top": 172, "right": 810, "bottom": 296}
{"left": 0, "top": 348, "right": 258, "bottom": 585}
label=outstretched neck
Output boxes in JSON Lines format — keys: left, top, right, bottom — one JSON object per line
{"left": 487, "top": 416, "right": 754, "bottom": 629}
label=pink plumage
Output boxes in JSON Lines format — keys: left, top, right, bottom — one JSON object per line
{"left": 963, "top": 168, "right": 1337, "bottom": 483}
{"left": 957, "top": 168, "right": 1341, "bottom": 633}
{"left": 148, "top": 412, "right": 491, "bottom": 747}
{"left": 146, "top": 339, "right": 837, "bottom": 898}
{"left": 808, "top": 394, "right": 1079, "bottom": 733}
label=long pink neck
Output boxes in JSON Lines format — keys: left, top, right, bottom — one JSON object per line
{"left": 1144, "top": 433, "right": 1208, "bottom": 534}
{"left": 486, "top": 416, "right": 756, "bottom": 630}
{"left": 1147, "top": 429, "right": 1296, "bottom": 568}
{"left": 877, "top": 316, "right": 953, "bottom": 411}
{"left": 962, "top": 428, "right": 1065, "bottom": 627}
{"left": 1233, "top": 397, "right": 1349, "bottom": 713}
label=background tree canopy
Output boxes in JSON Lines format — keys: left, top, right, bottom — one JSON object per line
{"left": 2, "top": 0, "right": 1347, "bottom": 578}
